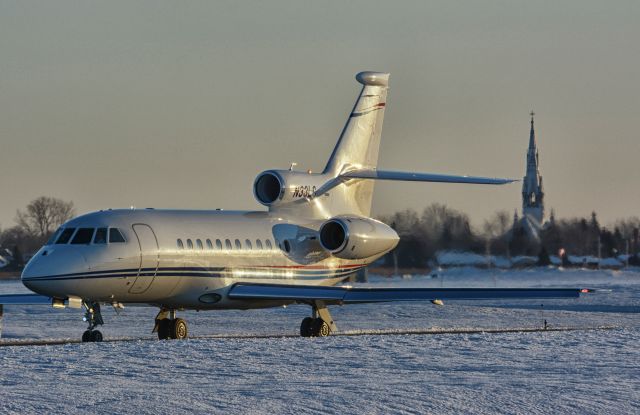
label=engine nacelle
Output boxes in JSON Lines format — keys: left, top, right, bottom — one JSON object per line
{"left": 253, "top": 170, "right": 327, "bottom": 207}
{"left": 319, "top": 216, "right": 399, "bottom": 260}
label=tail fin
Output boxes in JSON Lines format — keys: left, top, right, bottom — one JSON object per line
{"left": 322, "top": 71, "right": 389, "bottom": 216}
{"left": 324, "top": 72, "right": 389, "bottom": 176}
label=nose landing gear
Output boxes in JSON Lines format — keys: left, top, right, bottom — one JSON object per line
{"left": 154, "top": 309, "right": 188, "bottom": 340}
{"left": 81, "top": 301, "right": 104, "bottom": 342}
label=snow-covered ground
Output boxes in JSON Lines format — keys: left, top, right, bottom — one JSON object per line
{"left": 1, "top": 268, "right": 639, "bottom": 414}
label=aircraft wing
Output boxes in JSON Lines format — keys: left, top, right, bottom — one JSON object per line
{"left": 228, "top": 283, "right": 589, "bottom": 305}
{"left": 0, "top": 294, "right": 52, "bottom": 305}
{"left": 313, "top": 169, "right": 516, "bottom": 197}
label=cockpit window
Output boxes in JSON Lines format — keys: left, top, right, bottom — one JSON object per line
{"left": 47, "top": 227, "right": 64, "bottom": 245}
{"left": 109, "top": 228, "right": 126, "bottom": 243}
{"left": 94, "top": 228, "right": 107, "bottom": 244}
{"left": 56, "top": 228, "right": 76, "bottom": 244}
{"left": 71, "top": 228, "right": 95, "bottom": 245}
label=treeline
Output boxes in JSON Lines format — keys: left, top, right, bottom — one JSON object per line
{"left": 0, "top": 196, "right": 75, "bottom": 270}
{"left": 379, "top": 203, "right": 640, "bottom": 269}
{"left": 2, "top": 197, "right": 639, "bottom": 271}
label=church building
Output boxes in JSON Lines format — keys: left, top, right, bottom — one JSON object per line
{"left": 514, "top": 112, "right": 549, "bottom": 242}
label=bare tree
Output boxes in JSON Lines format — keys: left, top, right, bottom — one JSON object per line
{"left": 16, "top": 196, "right": 75, "bottom": 240}
{"left": 483, "top": 210, "right": 511, "bottom": 256}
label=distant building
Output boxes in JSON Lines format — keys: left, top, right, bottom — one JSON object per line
{"left": 0, "top": 247, "right": 14, "bottom": 269}
{"left": 514, "top": 112, "right": 550, "bottom": 243}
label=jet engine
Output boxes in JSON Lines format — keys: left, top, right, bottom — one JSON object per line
{"left": 319, "top": 216, "right": 399, "bottom": 260}
{"left": 253, "top": 170, "right": 326, "bottom": 207}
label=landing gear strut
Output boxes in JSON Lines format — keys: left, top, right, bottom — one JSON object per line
{"left": 82, "top": 301, "right": 104, "bottom": 342}
{"left": 300, "top": 301, "right": 337, "bottom": 337}
{"left": 154, "top": 309, "right": 188, "bottom": 340}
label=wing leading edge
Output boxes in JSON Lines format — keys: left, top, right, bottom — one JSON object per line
{"left": 0, "top": 294, "right": 52, "bottom": 305}
{"left": 313, "top": 169, "right": 517, "bottom": 197}
{"left": 228, "top": 283, "right": 587, "bottom": 305}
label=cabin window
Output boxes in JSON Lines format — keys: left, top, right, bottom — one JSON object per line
{"left": 256, "top": 239, "right": 263, "bottom": 250}
{"left": 187, "top": 239, "right": 193, "bottom": 249}
{"left": 245, "top": 239, "right": 252, "bottom": 250}
{"left": 94, "top": 228, "right": 108, "bottom": 244}
{"left": 109, "top": 228, "right": 126, "bottom": 243}
{"left": 196, "top": 239, "right": 204, "bottom": 250}
{"left": 265, "top": 239, "right": 273, "bottom": 250}
{"left": 216, "top": 239, "right": 223, "bottom": 250}
{"left": 177, "top": 239, "right": 184, "bottom": 249}
{"left": 47, "top": 227, "right": 64, "bottom": 245}
{"left": 225, "top": 239, "right": 232, "bottom": 250}
{"left": 235, "top": 239, "right": 242, "bottom": 250}
{"left": 56, "top": 228, "right": 76, "bottom": 244}
{"left": 206, "top": 239, "right": 213, "bottom": 250}
{"left": 71, "top": 228, "right": 95, "bottom": 245}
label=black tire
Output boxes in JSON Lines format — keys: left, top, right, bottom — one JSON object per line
{"left": 312, "top": 319, "right": 330, "bottom": 337}
{"left": 90, "top": 330, "right": 103, "bottom": 342}
{"left": 300, "top": 317, "right": 314, "bottom": 337}
{"left": 157, "top": 319, "right": 171, "bottom": 340}
{"left": 82, "top": 330, "right": 92, "bottom": 342}
{"left": 171, "top": 318, "right": 188, "bottom": 340}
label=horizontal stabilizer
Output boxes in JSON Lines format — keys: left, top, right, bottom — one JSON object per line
{"left": 0, "top": 293, "right": 51, "bottom": 305}
{"left": 228, "top": 283, "right": 586, "bottom": 305}
{"left": 313, "top": 169, "right": 517, "bottom": 197}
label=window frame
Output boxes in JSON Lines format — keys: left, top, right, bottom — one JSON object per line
{"left": 109, "top": 228, "right": 126, "bottom": 243}
{"left": 93, "top": 228, "right": 108, "bottom": 244}
{"left": 70, "top": 228, "right": 95, "bottom": 245}
{"left": 55, "top": 228, "right": 76, "bottom": 244}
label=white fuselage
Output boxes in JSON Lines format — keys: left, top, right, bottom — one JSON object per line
{"left": 21, "top": 209, "right": 372, "bottom": 310}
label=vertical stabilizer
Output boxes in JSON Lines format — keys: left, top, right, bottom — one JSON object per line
{"left": 322, "top": 72, "right": 389, "bottom": 216}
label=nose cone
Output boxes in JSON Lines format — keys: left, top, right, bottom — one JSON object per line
{"left": 22, "top": 247, "right": 88, "bottom": 295}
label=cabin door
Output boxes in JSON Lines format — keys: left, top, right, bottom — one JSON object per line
{"left": 129, "top": 224, "right": 159, "bottom": 294}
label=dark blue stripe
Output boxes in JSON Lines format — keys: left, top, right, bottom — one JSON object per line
{"left": 25, "top": 272, "right": 350, "bottom": 282}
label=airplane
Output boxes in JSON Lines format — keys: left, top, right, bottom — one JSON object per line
{"left": 0, "top": 71, "right": 590, "bottom": 342}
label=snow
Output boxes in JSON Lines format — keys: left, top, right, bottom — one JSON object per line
{"left": 435, "top": 250, "right": 628, "bottom": 270}
{"left": 436, "top": 251, "right": 490, "bottom": 267}
{"left": 1, "top": 268, "right": 639, "bottom": 414}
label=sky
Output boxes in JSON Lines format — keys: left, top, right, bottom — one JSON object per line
{"left": 1, "top": 1, "right": 638, "bottom": 230}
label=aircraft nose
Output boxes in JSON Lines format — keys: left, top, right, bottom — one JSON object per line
{"left": 22, "top": 247, "right": 88, "bottom": 292}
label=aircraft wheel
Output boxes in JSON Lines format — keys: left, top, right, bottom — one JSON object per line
{"left": 90, "top": 330, "right": 103, "bottom": 342}
{"left": 157, "top": 319, "right": 171, "bottom": 340}
{"left": 171, "top": 318, "right": 188, "bottom": 340}
{"left": 300, "top": 317, "right": 314, "bottom": 337}
{"left": 82, "top": 330, "right": 92, "bottom": 342}
{"left": 312, "top": 319, "right": 330, "bottom": 337}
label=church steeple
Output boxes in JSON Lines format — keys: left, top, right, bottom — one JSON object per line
{"left": 522, "top": 111, "right": 545, "bottom": 224}
{"left": 528, "top": 111, "right": 536, "bottom": 149}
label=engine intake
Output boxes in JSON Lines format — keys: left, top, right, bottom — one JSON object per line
{"left": 254, "top": 171, "right": 283, "bottom": 205}
{"left": 319, "top": 216, "right": 399, "bottom": 260}
{"left": 253, "top": 170, "right": 327, "bottom": 207}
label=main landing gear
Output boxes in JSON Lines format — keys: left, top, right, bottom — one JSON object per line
{"left": 300, "top": 301, "right": 337, "bottom": 337}
{"left": 154, "top": 309, "right": 188, "bottom": 340}
{"left": 82, "top": 301, "right": 104, "bottom": 343}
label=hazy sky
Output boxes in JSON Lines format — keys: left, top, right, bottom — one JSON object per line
{"left": 1, "top": 1, "right": 638, "bottom": 230}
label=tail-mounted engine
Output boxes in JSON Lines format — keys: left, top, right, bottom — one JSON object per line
{"left": 319, "top": 216, "right": 399, "bottom": 260}
{"left": 253, "top": 170, "right": 327, "bottom": 207}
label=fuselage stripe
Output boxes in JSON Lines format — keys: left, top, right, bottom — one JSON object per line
{"left": 23, "top": 266, "right": 365, "bottom": 282}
